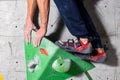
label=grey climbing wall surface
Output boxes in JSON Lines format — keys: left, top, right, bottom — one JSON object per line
{"left": 0, "top": 0, "right": 120, "bottom": 80}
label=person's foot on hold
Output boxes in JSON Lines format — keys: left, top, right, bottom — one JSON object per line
{"left": 90, "top": 48, "right": 107, "bottom": 63}
{"left": 55, "top": 38, "right": 92, "bottom": 54}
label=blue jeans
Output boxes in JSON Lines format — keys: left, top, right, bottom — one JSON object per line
{"left": 54, "top": 0, "right": 102, "bottom": 48}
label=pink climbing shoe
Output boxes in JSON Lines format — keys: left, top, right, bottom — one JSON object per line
{"left": 55, "top": 39, "right": 92, "bottom": 54}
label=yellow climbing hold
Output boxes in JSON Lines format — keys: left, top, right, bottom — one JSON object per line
{"left": 0, "top": 73, "right": 3, "bottom": 80}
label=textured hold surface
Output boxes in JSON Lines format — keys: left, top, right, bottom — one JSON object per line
{"left": 0, "top": 0, "right": 120, "bottom": 80}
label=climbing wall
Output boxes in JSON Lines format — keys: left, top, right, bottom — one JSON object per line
{"left": 0, "top": 0, "right": 120, "bottom": 80}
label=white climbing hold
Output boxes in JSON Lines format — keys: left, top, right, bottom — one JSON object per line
{"left": 27, "top": 57, "right": 39, "bottom": 73}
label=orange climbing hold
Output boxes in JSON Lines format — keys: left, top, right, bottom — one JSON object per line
{"left": 40, "top": 48, "right": 48, "bottom": 56}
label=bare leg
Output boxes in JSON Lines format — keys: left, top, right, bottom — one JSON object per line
{"left": 33, "top": 0, "right": 50, "bottom": 47}
{"left": 24, "top": 0, "right": 37, "bottom": 44}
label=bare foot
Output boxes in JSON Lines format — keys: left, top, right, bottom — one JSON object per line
{"left": 33, "top": 27, "right": 47, "bottom": 47}
{"left": 95, "top": 48, "right": 105, "bottom": 53}
{"left": 24, "top": 19, "right": 37, "bottom": 44}
{"left": 79, "top": 38, "right": 89, "bottom": 44}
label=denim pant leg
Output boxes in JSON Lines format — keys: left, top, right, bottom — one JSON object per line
{"left": 54, "top": 0, "right": 102, "bottom": 48}
{"left": 54, "top": 0, "right": 89, "bottom": 38}
{"left": 77, "top": 1, "right": 103, "bottom": 48}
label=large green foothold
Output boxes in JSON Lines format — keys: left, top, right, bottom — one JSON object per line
{"left": 52, "top": 57, "right": 71, "bottom": 73}
{"left": 24, "top": 31, "right": 95, "bottom": 80}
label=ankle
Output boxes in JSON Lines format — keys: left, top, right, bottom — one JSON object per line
{"left": 95, "top": 48, "right": 105, "bottom": 53}
{"left": 79, "top": 38, "right": 88, "bottom": 44}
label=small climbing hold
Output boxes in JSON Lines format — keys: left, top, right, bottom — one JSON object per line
{"left": 27, "top": 57, "right": 39, "bottom": 73}
{"left": 40, "top": 48, "right": 48, "bottom": 56}
{"left": 52, "top": 57, "right": 71, "bottom": 73}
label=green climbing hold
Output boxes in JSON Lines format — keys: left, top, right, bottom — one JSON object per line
{"left": 52, "top": 57, "right": 71, "bottom": 73}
